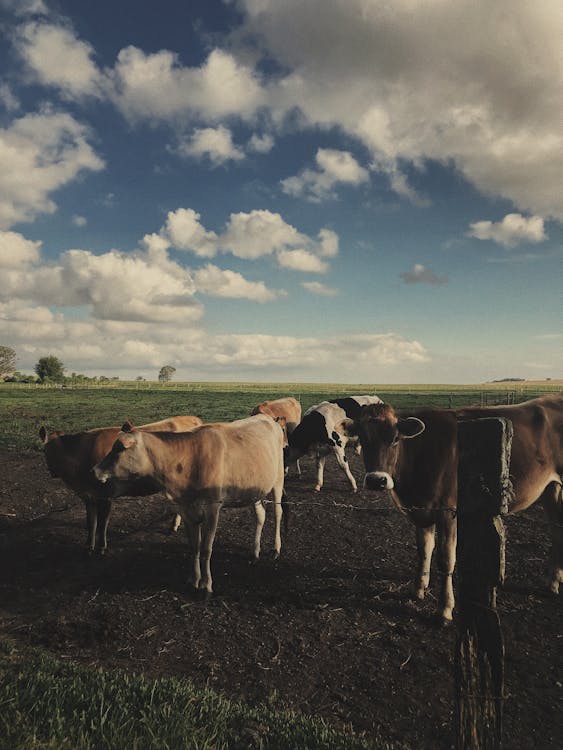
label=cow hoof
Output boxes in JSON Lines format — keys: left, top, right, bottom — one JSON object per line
{"left": 195, "top": 589, "right": 212, "bottom": 603}
{"left": 314, "top": 486, "right": 321, "bottom": 493}
{"left": 98, "top": 548, "right": 108, "bottom": 557}
{"left": 273, "top": 551, "right": 280, "bottom": 561}
{"left": 248, "top": 555, "right": 259, "bottom": 565}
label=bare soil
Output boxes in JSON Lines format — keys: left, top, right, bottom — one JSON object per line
{"left": 0, "top": 449, "right": 561, "bottom": 749}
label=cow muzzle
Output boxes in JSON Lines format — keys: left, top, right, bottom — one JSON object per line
{"left": 93, "top": 465, "right": 110, "bottom": 484}
{"left": 364, "top": 471, "right": 394, "bottom": 491}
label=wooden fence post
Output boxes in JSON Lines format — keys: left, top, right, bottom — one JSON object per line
{"left": 455, "top": 417, "right": 513, "bottom": 750}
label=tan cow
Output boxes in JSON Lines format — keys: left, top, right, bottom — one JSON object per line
{"left": 251, "top": 397, "right": 302, "bottom": 474}
{"left": 93, "top": 414, "right": 285, "bottom": 597}
{"left": 40, "top": 415, "right": 203, "bottom": 555}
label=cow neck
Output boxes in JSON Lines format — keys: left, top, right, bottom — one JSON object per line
{"left": 142, "top": 431, "right": 195, "bottom": 491}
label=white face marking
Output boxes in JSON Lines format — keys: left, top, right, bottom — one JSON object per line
{"left": 364, "top": 471, "right": 394, "bottom": 490}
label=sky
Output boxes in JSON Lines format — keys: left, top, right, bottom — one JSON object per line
{"left": 0, "top": 0, "right": 561, "bottom": 383}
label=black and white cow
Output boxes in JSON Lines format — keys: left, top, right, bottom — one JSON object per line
{"left": 285, "top": 395, "right": 382, "bottom": 492}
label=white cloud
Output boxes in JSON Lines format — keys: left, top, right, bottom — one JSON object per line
{"left": 219, "top": 209, "right": 305, "bottom": 259}
{"left": 277, "top": 249, "right": 328, "bottom": 273}
{"left": 0, "top": 84, "right": 20, "bottom": 112}
{"left": 468, "top": 213, "right": 547, "bottom": 247}
{"left": 194, "top": 263, "right": 286, "bottom": 302}
{"left": 247, "top": 133, "right": 274, "bottom": 153}
{"left": 110, "top": 47, "right": 264, "bottom": 123}
{"left": 0, "top": 110, "right": 104, "bottom": 229}
{"left": 178, "top": 126, "right": 244, "bottom": 165}
{"left": 72, "top": 214, "right": 87, "bottom": 227}
{"left": 237, "top": 0, "right": 563, "bottom": 219}
{"left": 0, "top": 241, "right": 202, "bottom": 324}
{"left": 160, "top": 207, "right": 338, "bottom": 271}
{"left": 163, "top": 208, "right": 219, "bottom": 257}
{"left": 400, "top": 264, "right": 448, "bottom": 285}
{"left": 301, "top": 281, "right": 339, "bottom": 296}
{"left": 15, "top": 21, "right": 104, "bottom": 98}
{"left": 0, "top": 230, "right": 41, "bottom": 268}
{"left": 1, "top": 0, "right": 49, "bottom": 17}
{"left": 281, "top": 148, "right": 368, "bottom": 201}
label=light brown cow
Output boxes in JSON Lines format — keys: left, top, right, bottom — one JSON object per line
{"left": 251, "top": 397, "right": 302, "bottom": 475}
{"left": 40, "top": 415, "right": 203, "bottom": 555}
{"left": 93, "top": 414, "right": 285, "bottom": 597}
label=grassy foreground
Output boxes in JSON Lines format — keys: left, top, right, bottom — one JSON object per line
{"left": 0, "top": 645, "right": 396, "bottom": 750}
{"left": 0, "top": 381, "right": 559, "bottom": 451}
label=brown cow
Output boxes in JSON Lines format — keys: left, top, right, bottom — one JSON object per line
{"left": 352, "top": 404, "right": 458, "bottom": 623}
{"left": 40, "top": 415, "right": 203, "bottom": 555}
{"left": 456, "top": 394, "right": 563, "bottom": 595}
{"left": 93, "top": 414, "right": 285, "bottom": 597}
{"left": 354, "top": 394, "right": 563, "bottom": 622}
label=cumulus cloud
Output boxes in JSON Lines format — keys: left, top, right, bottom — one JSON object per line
{"left": 237, "top": 0, "right": 563, "bottom": 219}
{"left": 0, "top": 84, "right": 20, "bottom": 112}
{"left": 72, "top": 215, "right": 87, "bottom": 227}
{"left": 277, "top": 249, "right": 328, "bottom": 273}
{"left": 0, "top": 110, "right": 104, "bottom": 229}
{"left": 193, "top": 263, "right": 286, "bottom": 301}
{"left": 109, "top": 47, "right": 264, "bottom": 123}
{"left": 301, "top": 281, "right": 339, "bottom": 296}
{"left": 15, "top": 21, "right": 104, "bottom": 98}
{"left": 247, "top": 133, "right": 274, "bottom": 153}
{"left": 400, "top": 264, "right": 448, "bottom": 285}
{"left": 281, "top": 148, "right": 369, "bottom": 202}
{"left": 178, "top": 126, "right": 244, "bottom": 165}
{"left": 0, "top": 239, "right": 202, "bottom": 324}
{"left": 159, "top": 207, "right": 337, "bottom": 271}
{"left": 0, "top": 230, "right": 41, "bottom": 268}
{"left": 468, "top": 213, "right": 547, "bottom": 247}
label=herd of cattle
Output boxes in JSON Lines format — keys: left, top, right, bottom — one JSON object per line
{"left": 40, "top": 393, "right": 563, "bottom": 623}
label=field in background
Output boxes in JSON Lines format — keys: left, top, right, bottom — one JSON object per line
{"left": 0, "top": 381, "right": 560, "bottom": 451}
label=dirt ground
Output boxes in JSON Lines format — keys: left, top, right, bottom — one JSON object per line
{"left": 0, "top": 448, "right": 561, "bottom": 749}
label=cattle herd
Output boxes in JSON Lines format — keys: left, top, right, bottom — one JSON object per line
{"left": 40, "top": 393, "right": 563, "bottom": 621}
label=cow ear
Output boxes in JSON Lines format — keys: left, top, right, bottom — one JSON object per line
{"left": 397, "top": 417, "right": 425, "bottom": 439}
{"left": 121, "top": 420, "right": 134, "bottom": 432}
{"left": 339, "top": 417, "right": 357, "bottom": 436}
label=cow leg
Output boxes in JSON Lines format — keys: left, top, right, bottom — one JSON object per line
{"left": 199, "top": 505, "right": 220, "bottom": 595}
{"left": 296, "top": 458, "right": 302, "bottom": 477}
{"left": 84, "top": 498, "right": 98, "bottom": 555}
{"left": 541, "top": 481, "right": 563, "bottom": 594}
{"left": 252, "top": 501, "right": 266, "bottom": 561}
{"left": 96, "top": 498, "right": 112, "bottom": 555}
{"left": 334, "top": 446, "right": 357, "bottom": 492}
{"left": 314, "top": 453, "right": 326, "bottom": 492}
{"left": 414, "top": 524, "right": 435, "bottom": 601}
{"left": 272, "top": 481, "right": 284, "bottom": 559}
{"left": 184, "top": 515, "right": 202, "bottom": 591}
{"left": 170, "top": 513, "right": 182, "bottom": 533}
{"left": 436, "top": 513, "right": 457, "bottom": 623}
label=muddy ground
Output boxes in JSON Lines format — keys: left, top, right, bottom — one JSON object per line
{"left": 0, "top": 448, "right": 561, "bottom": 749}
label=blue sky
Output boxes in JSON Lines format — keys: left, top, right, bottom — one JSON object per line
{"left": 0, "top": 0, "right": 561, "bottom": 383}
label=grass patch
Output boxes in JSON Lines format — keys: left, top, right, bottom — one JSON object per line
{"left": 0, "top": 382, "right": 557, "bottom": 451}
{"left": 0, "top": 645, "right": 397, "bottom": 750}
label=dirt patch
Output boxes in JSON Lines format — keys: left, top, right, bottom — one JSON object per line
{"left": 0, "top": 449, "right": 561, "bottom": 749}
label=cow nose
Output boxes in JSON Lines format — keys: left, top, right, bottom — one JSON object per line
{"left": 364, "top": 472, "right": 391, "bottom": 491}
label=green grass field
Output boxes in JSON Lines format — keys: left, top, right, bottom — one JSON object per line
{"left": 0, "top": 381, "right": 559, "bottom": 451}
{"left": 0, "top": 644, "right": 397, "bottom": 750}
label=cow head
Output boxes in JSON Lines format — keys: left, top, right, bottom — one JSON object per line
{"left": 93, "top": 422, "right": 151, "bottom": 484}
{"left": 353, "top": 403, "right": 425, "bottom": 491}
{"left": 39, "top": 427, "right": 67, "bottom": 477}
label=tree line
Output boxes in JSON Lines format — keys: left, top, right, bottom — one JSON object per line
{"left": 0, "top": 346, "right": 177, "bottom": 384}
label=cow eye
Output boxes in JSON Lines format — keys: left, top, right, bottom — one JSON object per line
{"left": 113, "top": 440, "right": 127, "bottom": 454}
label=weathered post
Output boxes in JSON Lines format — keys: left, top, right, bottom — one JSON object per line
{"left": 455, "top": 417, "right": 513, "bottom": 750}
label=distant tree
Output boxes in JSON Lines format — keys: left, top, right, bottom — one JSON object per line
{"left": 158, "top": 365, "right": 176, "bottom": 383}
{"left": 136, "top": 376, "right": 145, "bottom": 381}
{"left": 0, "top": 345, "right": 16, "bottom": 379}
{"left": 34, "top": 355, "right": 65, "bottom": 383}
